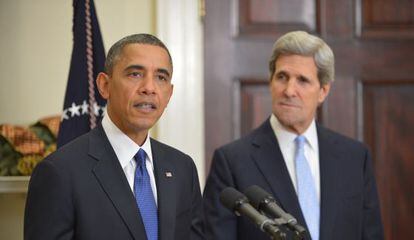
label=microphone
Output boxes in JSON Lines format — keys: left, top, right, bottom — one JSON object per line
{"left": 220, "top": 187, "right": 286, "bottom": 240}
{"left": 244, "top": 185, "right": 306, "bottom": 239}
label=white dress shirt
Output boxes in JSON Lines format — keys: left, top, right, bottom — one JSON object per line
{"left": 270, "top": 114, "right": 321, "bottom": 202}
{"left": 101, "top": 111, "right": 158, "bottom": 204}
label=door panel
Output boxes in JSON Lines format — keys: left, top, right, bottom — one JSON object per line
{"left": 204, "top": 0, "right": 414, "bottom": 239}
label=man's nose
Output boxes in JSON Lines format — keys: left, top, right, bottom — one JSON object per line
{"left": 284, "top": 80, "right": 297, "bottom": 97}
{"left": 139, "top": 75, "right": 156, "bottom": 95}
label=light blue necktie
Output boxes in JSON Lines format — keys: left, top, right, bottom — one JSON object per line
{"left": 295, "top": 136, "right": 320, "bottom": 240}
{"left": 134, "top": 148, "right": 158, "bottom": 240}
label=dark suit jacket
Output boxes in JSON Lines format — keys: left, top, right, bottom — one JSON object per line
{"left": 203, "top": 119, "right": 383, "bottom": 240}
{"left": 25, "top": 125, "right": 205, "bottom": 240}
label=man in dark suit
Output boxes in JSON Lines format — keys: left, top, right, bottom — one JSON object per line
{"left": 203, "top": 31, "right": 384, "bottom": 240}
{"left": 25, "top": 34, "right": 205, "bottom": 240}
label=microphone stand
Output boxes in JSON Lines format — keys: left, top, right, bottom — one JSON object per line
{"left": 233, "top": 211, "right": 286, "bottom": 240}
{"left": 268, "top": 216, "right": 305, "bottom": 240}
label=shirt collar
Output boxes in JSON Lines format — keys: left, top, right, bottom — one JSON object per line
{"left": 270, "top": 114, "right": 297, "bottom": 150}
{"left": 302, "top": 119, "right": 318, "bottom": 151}
{"left": 270, "top": 114, "right": 318, "bottom": 150}
{"left": 101, "top": 110, "right": 153, "bottom": 169}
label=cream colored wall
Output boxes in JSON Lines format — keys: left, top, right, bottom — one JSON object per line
{"left": 0, "top": 194, "right": 26, "bottom": 240}
{"left": 0, "top": 0, "right": 155, "bottom": 125}
{"left": 0, "top": 1, "right": 155, "bottom": 239}
{"left": 0, "top": 0, "right": 72, "bottom": 125}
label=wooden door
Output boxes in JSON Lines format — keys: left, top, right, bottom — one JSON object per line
{"left": 204, "top": 0, "right": 414, "bottom": 239}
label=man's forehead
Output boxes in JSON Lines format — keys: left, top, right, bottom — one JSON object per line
{"left": 120, "top": 43, "right": 167, "bottom": 58}
{"left": 275, "top": 55, "right": 317, "bottom": 72}
{"left": 122, "top": 43, "right": 170, "bottom": 61}
{"left": 115, "top": 44, "right": 172, "bottom": 71}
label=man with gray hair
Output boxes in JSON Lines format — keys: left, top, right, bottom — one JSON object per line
{"left": 203, "top": 31, "right": 383, "bottom": 240}
{"left": 25, "top": 33, "right": 205, "bottom": 240}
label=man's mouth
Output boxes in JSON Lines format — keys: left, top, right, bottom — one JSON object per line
{"left": 134, "top": 102, "right": 157, "bottom": 110}
{"left": 279, "top": 101, "right": 300, "bottom": 108}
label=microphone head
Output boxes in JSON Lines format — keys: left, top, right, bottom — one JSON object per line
{"left": 244, "top": 185, "right": 273, "bottom": 209}
{"left": 219, "top": 187, "right": 248, "bottom": 211}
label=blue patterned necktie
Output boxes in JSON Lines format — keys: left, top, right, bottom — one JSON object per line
{"left": 134, "top": 148, "right": 158, "bottom": 240}
{"left": 295, "top": 136, "right": 320, "bottom": 240}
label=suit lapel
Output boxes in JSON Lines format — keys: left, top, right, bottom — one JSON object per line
{"left": 318, "top": 127, "right": 341, "bottom": 240}
{"left": 151, "top": 139, "right": 177, "bottom": 240}
{"left": 250, "top": 121, "right": 308, "bottom": 231}
{"left": 250, "top": 121, "right": 343, "bottom": 239}
{"left": 88, "top": 126, "right": 147, "bottom": 240}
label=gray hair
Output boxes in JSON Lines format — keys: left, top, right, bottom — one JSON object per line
{"left": 104, "top": 33, "right": 173, "bottom": 75}
{"left": 268, "top": 31, "right": 334, "bottom": 85}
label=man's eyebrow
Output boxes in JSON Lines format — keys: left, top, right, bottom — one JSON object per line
{"left": 124, "top": 65, "right": 145, "bottom": 72}
{"left": 276, "top": 69, "right": 312, "bottom": 82}
{"left": 298, "top": 75, "right": 310, "bottom": 82}
{"left": 123, "top": 65, "right": 171, "bottom": 78}
{"left": 275, "top": 70, "right": 288, "bottom": 75}
{"left": 156, "top": 68, "right": 171, "bottom": 78}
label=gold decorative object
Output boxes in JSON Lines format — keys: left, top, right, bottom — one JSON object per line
{"left": 0, "top": 115, "right": 60, "bottom": 176}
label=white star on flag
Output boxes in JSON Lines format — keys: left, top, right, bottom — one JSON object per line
{"left": 62, "top": 109, "right": 69, "bottom": 120}
{"left": 68, "top": 102, "right": 81, "bottom": 117}
{"left": 61, "top": 101, "right": 105, "bottom": 121}
{"left": 93, "top": 102, "right": 101, "bottom": 116}
{"left": 81, "top": 100, "right": 89, "bottom": 115}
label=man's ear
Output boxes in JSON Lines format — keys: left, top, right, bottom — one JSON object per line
{"left": 318, "top": 82, "right": 331, "bottom": 104}
{"left": 167, "top": 84, "right": 174, "bottom": 103}
{"left": 96, "top": 72, "right": 110, "bottom": 100}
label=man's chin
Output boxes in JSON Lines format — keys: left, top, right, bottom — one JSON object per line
{"left": 127, "top": 118, "right": 157, "bottom": 131}
{"left": 275, "top": 112, "right": 296, "bottom": 124}
{"left": 275, "top": 115, "right": 299, "bottom": 129}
